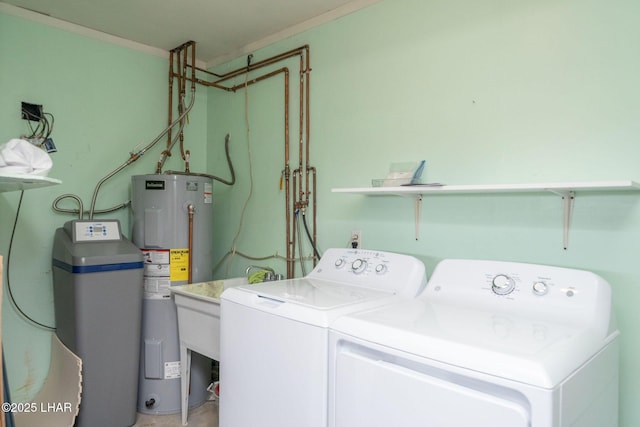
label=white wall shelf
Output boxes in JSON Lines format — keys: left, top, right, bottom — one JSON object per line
{"left": 0, "top": 173, "right": 62, "bottom": 193}
{"left": 332, "top": 180, "right": 640, "bottom": 248}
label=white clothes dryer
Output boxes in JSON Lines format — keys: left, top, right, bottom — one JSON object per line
{"left": 329, "top": 259, "right": 619, "bottom": 427}
{"left": 219, "top": 248, "right": 427, "bottom": 427}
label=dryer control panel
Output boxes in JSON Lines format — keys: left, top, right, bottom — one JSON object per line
{"left": 309, "top": 248, "right": 427, "bottom": 298}
{"left": 423, "top": 259, "right": 613, "bottom": 332}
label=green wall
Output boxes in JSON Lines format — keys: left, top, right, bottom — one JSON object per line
{"left": 2, "top": 0, "right": 640, "bottom": 424}
{"left": 0, "top": 9, "right": 207, "bottom": 402}
{"left": 208, "top": 0, "right": 640, "bottom": 425}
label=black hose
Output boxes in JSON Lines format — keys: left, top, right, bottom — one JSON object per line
{"left": 302, "top": 210, "right": 321, "bottom": 260}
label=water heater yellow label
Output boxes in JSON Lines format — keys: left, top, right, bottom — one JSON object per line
{"left": 170, "top": 248, "right": 189, "bottom": 281}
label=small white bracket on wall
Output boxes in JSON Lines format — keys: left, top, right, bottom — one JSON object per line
{"left": 394, "top": 193, "right": 424, "bottom": 240}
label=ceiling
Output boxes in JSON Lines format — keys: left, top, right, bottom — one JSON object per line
{"left": 2, "top": 0, "right": 380, "bottom": 66}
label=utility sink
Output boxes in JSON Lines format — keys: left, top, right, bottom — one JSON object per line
{"left": 171, "top": 277, "right": 248, "bottom": 362}
{"left": 172, "top": 277, "right": 248, "bottom": 425}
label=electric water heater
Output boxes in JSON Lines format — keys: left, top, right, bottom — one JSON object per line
{"left": 132, "top": 173, "right": 213, "bottom": 414}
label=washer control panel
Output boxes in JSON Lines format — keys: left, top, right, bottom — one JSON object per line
{"left": 309, "top": 248, "right": 427, "bottom": 297}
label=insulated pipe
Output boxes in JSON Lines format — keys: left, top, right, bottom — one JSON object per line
{"left": 187, "top": 204, "right": 195, "bottom": 284}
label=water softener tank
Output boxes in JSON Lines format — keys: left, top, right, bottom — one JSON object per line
{"left": 132, "top": 174, "right": 213, "bottom": 414}
{"left": 52, "top": 219, "right": 143, "bottom": 427}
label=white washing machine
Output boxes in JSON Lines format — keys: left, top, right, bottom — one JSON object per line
{"left": 219, "top": 248, "right": 427, "bottom": 427}
{"left": 329, "top": 259, "right": 619, "bottom": 427}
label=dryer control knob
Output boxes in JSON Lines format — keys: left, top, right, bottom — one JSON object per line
{"left": 532, "top": 281, "right": 549, "bottom": 296}
{"left": 334, "top": 258, "right": 346, "bottom": 269}
{"left": 491, "top": 274, "right": 515, "bottom": 295}
{"left": 351, "top": 259, "right": 367, "bottom": 274}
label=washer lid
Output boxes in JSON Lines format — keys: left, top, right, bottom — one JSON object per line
{"left": 233, "top": 278, "right": 393, "bottom": 309}
{"left": 222, "top": 278, "right": 399, "bottom": 327}
{"left": 331, "top": 298, "right": 618, "bottom": 388}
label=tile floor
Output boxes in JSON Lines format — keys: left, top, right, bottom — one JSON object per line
{"left": 133, "top": 400, "right": 219, "bottom": 427}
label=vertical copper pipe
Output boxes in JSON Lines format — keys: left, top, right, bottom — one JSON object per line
{"left": 190, "top": 41, "right": 196, "bottom": 91}
{"left": 193, "top": 44, "right": 313, "bottom": 278}
{"left": 178, "top": 47, "right": 187, "bottom": 162}
{"left": 304, "top": 47, "right": 317, "bottom": 263}
{"left": 187, "top": 204, "right": 195, "bottom": 284}
{"left": 298, "top": 54, "right": 304, "bottom": 173}
{"left": 162, "top": 50, "right": 175, "bottom": 173}
{"left": 310, "top": 166, "right": 317, "bottom": 264}
{"left": 305, "top": 46, "right": 312, "bottom": 206}
{"left": 284, "top": 70, "right": 293, "bottom": 278}
{"left": 227, "top": 68, "right": 293, "bottom": 276}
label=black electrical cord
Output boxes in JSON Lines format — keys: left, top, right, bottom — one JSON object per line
{"left": 6, "top": 190, "right": 56, "bottom": 330}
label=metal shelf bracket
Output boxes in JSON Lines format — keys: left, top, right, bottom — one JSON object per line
{"left": 548, "top": 189, "right": 575, "bottom": 250}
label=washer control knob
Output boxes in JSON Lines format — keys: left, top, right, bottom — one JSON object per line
{"left": 351, "top": 259, "right": 368, "bottom": 274}
{"left": 492, "top": 274, "right": 515, "bottom": 295}
{"left": 375, "top": 264, "right": 387, "bottom": 274}
{"left": 334, "top": 258, "right": 346, "bottom": 269}
{"left": 532, "top": 281, "right": 549, "bottom": 296}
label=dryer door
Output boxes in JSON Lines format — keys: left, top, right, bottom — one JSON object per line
{"left": 332, "top": 341, "right": 530, "bottom": 427}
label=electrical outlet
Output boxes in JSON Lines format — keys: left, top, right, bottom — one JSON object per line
{"left": 21, "top": 102, "right": 43, "bottom": 121}
{"left": 350, "top": 230, "right": 362, "bottom": 249}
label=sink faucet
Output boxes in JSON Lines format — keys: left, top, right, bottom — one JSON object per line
{"left": 245, "top": 265, "right": 283, "bottom": 282}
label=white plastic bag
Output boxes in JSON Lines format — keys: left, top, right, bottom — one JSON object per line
{"left": 0, "top": 138, "right": 52, "bottom": 176}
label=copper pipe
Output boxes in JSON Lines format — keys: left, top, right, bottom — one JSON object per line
{"left": 179, "top": 46, "right": 187, "bottom": 161}
{"left": 298, "top": 54, "right": 304, "bottom": 172}
{"left": 228, "top": 67, "right": 288, "bottom": 91}
{"left": 284, "top": 71, "right": 292, "bottom": 278}
{"left": 195, "top": 46, "right": 308, "bottom": 89}
{"left": 304, "top": 47, "right": 316, "bottom": 262}
{"left": 182, "top": 43, "right": 314, "bottom": 278}
{"left": 226, "top": 67, "right": 293, "bottom": 276}
{"left": 187, "top": 204, "right": 195, "bottom": 284}
{"left": 178, "top": 42, "right": 197, "bottom": 168}
{"left": 160, "top": 41, "right": 198, "bottom": 172}
{"left": 193, "top": 77, "right": 234, "bottom": 91}
{"left": 306, "top": 47, "right": 316, "bottom": 267}
{"left": 190, "top": 40, "right": 196, "bottom": 91}
{"left": 229, "top": 67, "right": 296, "bottom": 276}
{"left": 309, "top": 166, "right": 318, "bottom": 264}
{"left": 291, "top": 170, "right": 299, "bottom": 278}
{"left": 164, "top": 49, "right": 175, "bottom": 173}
